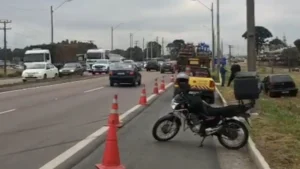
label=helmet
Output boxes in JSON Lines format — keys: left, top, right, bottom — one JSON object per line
{"left": 176, "top": 72, "right": 189, "bottom": 80}
{"left": 176, "top": 72, "right": 190, "bottom": 92}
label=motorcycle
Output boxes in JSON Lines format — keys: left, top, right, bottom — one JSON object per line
{"left": 152, "top": 91, "right": 255, "bottom": 150}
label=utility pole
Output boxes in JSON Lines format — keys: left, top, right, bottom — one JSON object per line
{"left": 0, "top": 20, "right": 12, "bottom": 76}
{"left": 211, "top": 2, "right": 215, "bottom": 72}
{"left": 50, "top": 6, "right": 54, "bottom": 44}
{"left": 146, "top": 41, "right": 149, "bottom": 60}
{"left": 111, "top": 26, "right": 113, "bottom": 50}
{"left": 246, "top": 0, "right": 256, "bottom": 71}
{"left": 156, "top": 36, "right": 159, "bottom": 58}
{"left": 228, "top": 45, "right": 233, "bottom": 65}
{"left": 216, "top": 0, "right": 221, "bottom": 79}
{"left": 162, "top": 37, "right": 164, "bottom": 56}
{"left": 130, "top": 33, "right": 132, "bottom": 59}
{"left": 142, "top": 38, "right": 145, "bottom": 50}
{"left": 151, "top": 42, "right": 153, "bottom": 59}
{"left": 135, "top": 40, "right": 138, "bottom": 47}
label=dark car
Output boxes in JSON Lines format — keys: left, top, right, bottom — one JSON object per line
{"left": 59, "top": 62, "right": 85, "bottom": 77}
{"left": 109, "top": 62, "right": 141, "bottom": 87}
{"left": 135, "top": 62, "right": 143, "bottom": 71}
{"left": 160, "top": 62, "right": 175, "bottom": 74}
{"left": 262, "top": 74, "right": 298, "bottom": 97}
{"left": 145, "top": 60, "right": 159, "bottom": 71}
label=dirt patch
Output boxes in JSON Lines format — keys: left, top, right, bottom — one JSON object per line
{"left": 218, "top": 65, "right": 300, "bottom": 169}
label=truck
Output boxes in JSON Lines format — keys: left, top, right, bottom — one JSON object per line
{"left": 23, "top": 44, "right": 81, "bottom": 69}
{"left": 174, "top": 42, "right": 216, "bottom": 104}
{"left": 85, "top": 48, "right": 109, "bottom": 72}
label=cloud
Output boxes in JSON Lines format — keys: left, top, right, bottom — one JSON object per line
{"left": 0, "top": 0, "right": 299, "bottom": 56}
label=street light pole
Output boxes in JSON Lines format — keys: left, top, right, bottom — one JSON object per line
{"left": 247, "top": 0, "right": 256, "bottom": 71}
{"left": 50, "top": 0, "right": 72, "bottom": 44}
{"left": 192, "top": 0, "right": 216, "bottom": 72}
{"left": 50, "top": 6, "right": 54, "bottom": 44}
{"left": 211, "top": 3, "right": 215, "bottom": 72}
{"left": 111, "top": 26, "right": 113, "bottom": 51}
{"left": 111, "top": 23, "right": 123, "bottom": 51}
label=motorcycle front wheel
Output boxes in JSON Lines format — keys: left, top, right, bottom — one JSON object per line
{"left": 217, "top": 120, "right": 249, "bottom": 150}
{"left": 152, "top": 115, "right": 180, "bottom": 142}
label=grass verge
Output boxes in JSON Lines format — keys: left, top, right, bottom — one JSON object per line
{"left": 218, "top": 64, "right": 300, "bottom": 169}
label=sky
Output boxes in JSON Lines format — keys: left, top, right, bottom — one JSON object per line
{"left": 0, "top": 0, "right": 299, "bottom": 56}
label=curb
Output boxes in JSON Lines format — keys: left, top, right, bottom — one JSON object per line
{"left": 215, "top": 87, "right": 271, "bottom": 169}
{"left": 39, "top": 82, "right": 174, "bottom": 169}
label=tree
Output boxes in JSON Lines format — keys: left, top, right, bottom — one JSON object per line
{"left": 111, "top": 49, "right": 126, "bottom": 56}
{"left": 242, "top": 26, "right": 273, "bottom": 54}
{"left": 281, "top": 47, "right": 299, "bottom": 69}
{"left": 294, "top": 39, "right": 300, "bottom": 52}
{"left": 269, "top": 37, "right": 287, "bottom": 50}
{"left": 125, "top": 46, "right": 143, "bottom": 61}
{"left": 144, "top": 41, "right": 161, "bottom": 59}
{"left": 166, "top": 39, "right": 185, "bottom": 60}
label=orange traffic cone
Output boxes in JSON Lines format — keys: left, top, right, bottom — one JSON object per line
{"left": 106, "top": 95, "right": 123, "bottom": 128}
{"left": 153, "top": 78, "right": 159, "bottom": 94}
{"left": 170, "top": 75, "right": 174, "bottom": 83}
{"left": 95, "top": 122, "right": 125, "bottom": 169}
{"left": 160, "top": 76, "right": 165, "bottom": 91}
{"left": 139, "top": 84, "right": 147, "bottom": 105}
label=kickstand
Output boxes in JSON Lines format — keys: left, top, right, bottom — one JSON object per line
{"left": 198, "top": 136, "right": 206, "bottom": 147}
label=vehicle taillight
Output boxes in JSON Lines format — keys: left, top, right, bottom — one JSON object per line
{"left": 209, "top": 80, "right": 215, "bottom": 89}
{"left": 129, "top": 71, "right": 134, "bottom": 75}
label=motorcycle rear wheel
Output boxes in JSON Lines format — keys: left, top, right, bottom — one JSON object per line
{"left": 152, "top": 116, "right": 180, "bottom": 142}
{"left": 217, "top": 120, "right": 249, "bottom": 150}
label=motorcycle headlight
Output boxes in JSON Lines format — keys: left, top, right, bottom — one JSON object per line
{"left": 170, "top": 98, "right": 179, "bottom": 110}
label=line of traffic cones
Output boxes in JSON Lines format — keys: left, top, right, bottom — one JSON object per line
{"left": 97, "top": 74, "right": 177, "bottom": 169}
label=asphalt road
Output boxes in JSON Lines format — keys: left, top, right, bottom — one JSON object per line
{"left": 0, "top": 71, "right": 173, "bottom": 169}
{"left": 72, "top": 88, "right": 222, "bottom": 169}
{"left": 0, "top": 72, "right": 93, "bottom": 85}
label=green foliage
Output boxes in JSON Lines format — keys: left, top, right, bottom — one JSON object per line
{"left": 111, "top": 49, "right": 126, "bottom": 56}
{"left": 242, "top": 26, "right": 273, "bottom": 54}
{"left": 166, "top": 39, "right": 186, "bottom": 60}
{"left": 293, "top": 39, "right": 300, "bottom": 52}
{"left": 281, "top": 47, "right": 300, "bottom": 66}
{"left": 269, "top": 38, "right": 286, "bottom": 46}
{"left": 124, "top": 46, "right": 144, "bottom": 61}
{"left": 2, "top": 39, "right": 98, "bottom": 61}
{"left": 143, "top": 41, "right": 161, "bottom": 59}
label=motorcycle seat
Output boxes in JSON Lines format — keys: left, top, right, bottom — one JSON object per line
{"left": 206, "top": 105, "right": 242, "bottom": 117}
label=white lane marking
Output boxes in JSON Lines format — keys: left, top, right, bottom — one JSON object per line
{"left": 39, "top": 82, "right": 173, "bottom": 169}
{"left": 0, "top": 76, "right": 107, "bottom": 95}
{"left": 0, "top": 109, "right": 16, "bottom": 115}
{"left": 83, "top": 87, "right": 104, "bottom": 93}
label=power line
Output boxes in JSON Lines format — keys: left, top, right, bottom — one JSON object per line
{"left": 0, "top": 19, "right": 12, "bottom": 75}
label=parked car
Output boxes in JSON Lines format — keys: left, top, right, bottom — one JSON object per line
{"left": 262, "top": 74, "right": 298, "bottom": 97}
{"left": 59, "top": 62, "right": 85, "bottom": 77}
{"left": 160, "top": 62, "right": 175, "bottom": 74}
{"left": 109, "top": 62, "right": 141, "bottom": 87}
{"left": 91, "top": 59, "right": 110, "bottom": 75}
{"left": 22, "top": 63, "right": 59, "bottom": 82}
{"left": 145, "top": 60, "right": 159, "bottom": 71}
